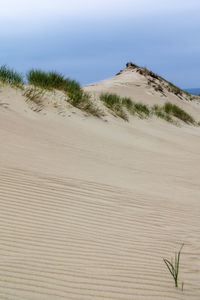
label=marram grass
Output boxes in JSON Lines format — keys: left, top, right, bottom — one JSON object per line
{"left": 26, "top": 69, "right": 102, "bottom": 117}
{"left": 100, "top": 93, "right": 197, "bottom": 125}
{"left": 0, "top": 65, "right": 24, "bottom": 86}
{"left": 0, "top": 64, "right": 198, "bottom": 124}
{"left": 164, "top": 102, "right": 194, "bottom": 124}
{"left": 27, "top": 70, "right": 66, "bottom": 90}
{"left": 100, "top": 93, "right": 128, "bottom": 120}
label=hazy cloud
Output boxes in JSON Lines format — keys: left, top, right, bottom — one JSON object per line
{"left": 1, "top": 0, "right": 200, "bottom": 22}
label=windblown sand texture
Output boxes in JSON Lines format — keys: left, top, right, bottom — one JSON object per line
{"left": 0, "top": 66, "right": 200, "bottom": 299}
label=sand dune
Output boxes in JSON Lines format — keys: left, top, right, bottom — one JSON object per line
{"left": 0, "top": 67, "right": 200, "bottom": 299}
{"left": 84, "top": 64, "right": 200, "bottom": 120}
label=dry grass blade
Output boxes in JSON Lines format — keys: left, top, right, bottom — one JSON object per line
{"left": 23, "top": 87, "right": 45, "bottom": 112}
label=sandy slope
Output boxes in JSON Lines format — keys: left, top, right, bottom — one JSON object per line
{"left": 0, "top": 72, "right": 200, "bottom": 300}
{"left": 84, "top": 66, "right": 200, "bottom": 120}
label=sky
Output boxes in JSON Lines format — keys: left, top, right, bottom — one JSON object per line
{"left": 0, "top": 0, "right": 200, "bottom": 88}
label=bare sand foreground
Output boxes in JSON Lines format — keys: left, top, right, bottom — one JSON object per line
{"left": 0, "top": 67, "right": 200, "bottom": 299}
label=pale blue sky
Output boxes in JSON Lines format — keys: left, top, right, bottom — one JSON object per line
{"left": 1, "top": 0, "right": 200, "bottom": 88}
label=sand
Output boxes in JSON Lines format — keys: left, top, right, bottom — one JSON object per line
{"left": 0, "top": 68, "right": 200, "bottom": 299}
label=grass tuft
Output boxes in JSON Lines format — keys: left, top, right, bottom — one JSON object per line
{"left": 0, "top": 65, "right": 24, "bottom": 86}
{"left": 152, "top": 104, "right": 175, "bottom": 124}
{"left": 122, "top": 97, "right": 150, "bottom": 118}
{"left": 64, "top": 78, "right": 81, "bottom": 95}
{"left": 122, "top": 97, "right": 134, "bottom": 110}
{"left": 133, "top": 102, "right": 150, "bottom": 118}
{"left": 99, "top": 93, "right": 196, "bottom": 125}
{"left": 100, "top": 93, "right": 150, "bottom": 120}
{"left": 100, "top": 93, "right": 121, "bottom": 107}
{"left": 27, "top": 70, "right": 102, "bottom": 117}
{"left": 163, "top": 244, "right": 184, "bottom": 288}
{"left": 164, "top": 102, "right": 194, "bottom": 124}
{"left": 68, "top": 89, "right": 104, "bottom": 117}
{"left": 100, "top": 93, "right": 128, "bottom": 120}
{"left": 64, "top": 81, "right": 103, "bottom": 117}
{"left": 27, "top": 70, "right": 66, "bottom": 90}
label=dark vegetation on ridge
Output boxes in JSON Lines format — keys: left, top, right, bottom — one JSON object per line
{"left": 124, "top": 62, "right": 192, "bottom": 99}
